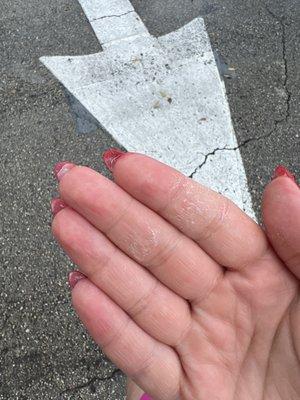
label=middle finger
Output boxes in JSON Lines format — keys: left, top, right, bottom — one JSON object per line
{"left": 58, "top": 165, "right": 222, "bottom": 303}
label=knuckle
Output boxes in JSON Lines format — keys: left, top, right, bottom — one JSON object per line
{"left": 130, "top": 344, "right": 156, "bottom": 380}
{"left": 157, "top": 174, "right": 187, "bottom": 214}
{"left": 199, "top": 196, "right": 231, "bottom": 241}
{"left": 147, "top": 234, "right": 181, "bottom": 268}
{"left": 174, "top": 313, "right": 193, "bottom": 347}
{"left": 106, "top": 197, "right": 134, "bottom": 233}
{"left": 102, "top": 317, "right": 132, "bottom": 352}
{"left": 128, "top": 281, "right": 159, "bottom": 319}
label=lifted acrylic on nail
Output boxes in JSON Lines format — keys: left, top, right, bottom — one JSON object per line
{"left": 41, "top": 0, "right": 256, "bottom": 220}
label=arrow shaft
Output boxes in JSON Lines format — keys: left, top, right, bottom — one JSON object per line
{"left": 78, "top": 0, "right": 149, "bottom": 48}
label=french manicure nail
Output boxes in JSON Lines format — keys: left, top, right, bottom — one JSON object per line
{"left": 68, "top": 271, "right": 87, "bottom": 289}
{"left": 272, "top": 165, "right": 296, "bottom": 182}
{"left": 51, "top": 198, "right": 67, "bottom": 216}
{"left": 53, "top": 161, "right": 75, "bottom": 181}
{"left": 139, "top": 395, "right": 153, "bottom": 400}
{"left": 102, "top": 148, "right": 127, "bottom": 172}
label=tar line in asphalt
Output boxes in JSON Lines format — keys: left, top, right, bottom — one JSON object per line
{"left": 40, "top": 0, "right": 256, "bottom": 220}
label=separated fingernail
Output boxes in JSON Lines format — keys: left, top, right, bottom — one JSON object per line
{"left": 102, "top": 148, "right": 127, "bottom": 172}
{"left": 272, "top": 165, "right": 296, "bottom": 182}
{"left": 68, "top": 271, "right": 87, "bottom": 289}
{"left": 51, "top": 198, "right": 67, "bottom": 216}
{"left": 139, "top": 395, "right": 153, "bottom": 400}
{"left": 54, "top": 162, "right": 75, "bottom": 181}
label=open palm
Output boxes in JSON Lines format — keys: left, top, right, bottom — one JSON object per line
{"left": 52, "top": 152, "right": 300, "bottom": 400}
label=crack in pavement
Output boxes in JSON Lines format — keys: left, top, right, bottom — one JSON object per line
{"left": 190, "top": 6, "right": 294, "bottom": 180}
{"left": 189, "top": 127, "right": 277, "bottom": 179}
{"left": 60, "top": 368, "right": 121, "bottom": 395}
{"left": 265, "top": 6, "right": 291, "bottom": 122}
{"left": 91, "top": 10, "right": 134, "bottom": 22}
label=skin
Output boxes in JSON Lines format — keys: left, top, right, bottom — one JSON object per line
{"left": 52, "top": 153, "right": 300, "bottom": 400}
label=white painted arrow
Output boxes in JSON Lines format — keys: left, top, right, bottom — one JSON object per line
{"left": 40, "top": 0, "right": 255, "bottom": 219}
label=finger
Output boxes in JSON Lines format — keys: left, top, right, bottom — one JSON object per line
{"left": 71, "top": 276, "right": 180, "bottom": 400}
{"left": 106, "top": 151, "right": 269, "bottom": 271}
{"left": 52, "top": 207, "right": 191, "bottom": 346}
{"left": 58, "top": 165, "right": 222, "bottom": 302}
{"left": 263, "top": 167, "right": 300, "bottom": 279}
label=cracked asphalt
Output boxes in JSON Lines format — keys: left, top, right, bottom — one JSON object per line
{"left": 0, "top": 0, "right": 299, "bottom": 399}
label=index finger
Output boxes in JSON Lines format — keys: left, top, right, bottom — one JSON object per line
{"left": 107, "top": 151, "right": 269, "bottom": 271}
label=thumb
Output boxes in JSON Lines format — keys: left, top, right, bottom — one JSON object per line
{"left": 262, "top": 166, "right": 300, "bottom": 280}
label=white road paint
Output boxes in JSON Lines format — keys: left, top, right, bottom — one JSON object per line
{"left": 78, "top": 0, "right": 149, "bottom": 48}
{"left": 40, "top": 0, "right": 256, "bottom": 219}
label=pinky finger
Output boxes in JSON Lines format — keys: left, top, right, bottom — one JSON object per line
{"left": 69, "top": 272, "right": 180, "bottom": 400}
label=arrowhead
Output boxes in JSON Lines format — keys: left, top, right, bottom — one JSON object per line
{"left": 40, "top": 19, "right": 231, "bottom": 170}
{"left": 40, "top": 53, "right": 105, "bottom": 92}
{"left": 41, "top": 17, "right": 256, "bottom": 220}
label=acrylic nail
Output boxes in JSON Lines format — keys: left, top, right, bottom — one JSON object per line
{"left": 51, "top": 198, "right": 67, "bottom": 216}
{"left": 68, "top": 271, "right": 87, "bottom": 289}
{"left": 102, "top": 148, "right": 127, "bottom": 172}
{"left": 139, "top": 395, "right": 153, "bottom": 400}
{"left": 272, "top": 165, "right": 296, "bottom": 182}
{"left": 53, "top": 161, "right": 75, "bottom": 181}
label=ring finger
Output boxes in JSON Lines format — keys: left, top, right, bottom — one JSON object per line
{"left": 52, "top": 205, "right": 191, "bottom": 346}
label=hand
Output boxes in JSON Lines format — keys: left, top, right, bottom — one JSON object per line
{"left": 51, "top": 151, "right": 300, "bottom": 400}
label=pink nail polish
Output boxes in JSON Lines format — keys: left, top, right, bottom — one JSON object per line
{"left": 272, "top": 165, "right": 296, "bottom": 182}
{"left": 53, "top": 161, "right": 75, "bottom": 181}
{"left": 68, "top": 271, "right": 87, "bottom": 289}
{"left": 51, "top": 198, "right": 67, "bottom": 216}
{"left": 139, "top": 395, "right": 153, "bottom": 400}
{"left": 102, "top": 148, "right": 127, "bottom": 172}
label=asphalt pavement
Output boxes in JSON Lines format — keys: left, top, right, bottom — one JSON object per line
{"left": 0, "top": 0, "right": 299, "bottom": 399}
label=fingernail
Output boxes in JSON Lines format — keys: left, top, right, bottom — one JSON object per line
{"left": 54, "top": 162, "right": 75, "bottom": 181}
{"left": 139, "top": 395, "right": 153, "bottom": 400}
{"left": 51, "top": 198, "right": 67, "bottom": 216}
{"left": 272, "top": 165, "right": 296, "bottom": 182}
{"left": 102, "top": 148, "right": 127, "bottom": 172}
{"left": 68, "top": 271, "right": 87, "bottom": 289}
